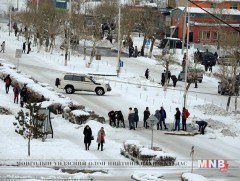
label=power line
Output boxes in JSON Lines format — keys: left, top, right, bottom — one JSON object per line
{"left": 187, "top": 0, "right": 240, "bottom": 33}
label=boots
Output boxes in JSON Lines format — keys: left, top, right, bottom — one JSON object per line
{"left": 101, "top": 145, "right": 103, "bottom": 151}
{"left": 85, "top": 143, "right": 87, "bottom": 151}
{"left": 97, "top": 143, "right": 100, "bottom": 150}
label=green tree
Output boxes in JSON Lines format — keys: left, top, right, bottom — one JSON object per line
{"left": 14, "top": 102, "right": 46, "bottom": 156}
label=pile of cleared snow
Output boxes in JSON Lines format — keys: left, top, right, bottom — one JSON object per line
{"left": 132, "top": 172, "right": 166, "bottom": 181}
{"left": 182, "top": 173, "right": 208, "bottom": 181}
{"left": 194, "top": 104, "right": 231, "bottom": 116}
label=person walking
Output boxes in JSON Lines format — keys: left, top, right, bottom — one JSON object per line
{"left": 134, "top": 107, "right": 139, "bottom": 128}
{"left": 97, "top": 127, "right": 106, "bottom": 151}
{"left": 4, "top": 74, "right": 12, "bottom": 94}
{"left": 170, "top": 75, "right": 178, "bottom": 87}
{"left": 13, "top": 83, "right": 20, "bottom": 104}
{"left": 140, "top": 46, "right": 144, "bottom": 56}
{"left": 143, "top": 107, "right": 150, "bottom": 128}
{"left": 20, "top": 84, "right": 28, "bottom": 107}
{"left": 128, "top": 107, "right": 135, "bottom": 130}
{"left": 22, "top": 42, "right": 26, "bottom": 53}
{"left": 83, "top": 125, "right": 92, "bottom": 151}
{"left": 196, "top": 120, "right": 208, "bottom": 135}
{"left": 154, "top": 109, "right": 161, "bottom": 130}
{"left": 27, "top": 41, "right": 31, "bottom": 54}
{"left": 174, "top": 107, "right": 181, "bottom": 131}
{"left": 145, "top": 68, "right": 149, "bottom": 79}
{"left": 182, "top": 107, "right": 190, "bottom": 131}
{"left": 0, "top": 41, "right": 5, "bottom": 53}
{"left": 159, "top": 107, "right": 168, "bottom": 130}
{"left": 161, "top": 70, "right": 166, "bottom": 86}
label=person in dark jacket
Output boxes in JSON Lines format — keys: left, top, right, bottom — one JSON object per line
{"left": 145, "top": 68, "right": 149, "bottom": 79}
{"left": 154, "top": 109, "right": 161, "bottom": 130}
{"left": 174, "top": 107, "right": 181, "bottom": 131}
{"left": 134, "top": 107, "right": 139, "bottom": 128}
{"left": 13, "top": 83, "right": 20, "bottom": 104}
{"left": 116, "top": 111, "right": 125, "bottom": 128}
{"left": 27, "top": 41, "right": 31, "bottom": 54}
{"left": 128, "top": 107, "right": 135, "bottom": 130}
{"left": 129, "top": 46, "right": 134, "bottom": 57}
{"left": 97, "top": 127, "right": 105, "bottom": 151}
{"left": 171, "top": 75, "right": 178, "bottom": 87}
{"left": 143, "top": 107, "right": 150, "bottom": 128}
{"left": 20, "top": 84, "right": 28, "bottom": 107}
{"left": 196, "top": 120, "right": 208, "bottom": 135}
{"left": 83, "top": 125, "right": 92, "bottom": 150}
{"left": 159, "top": 107, "right": 168, "bottom": 130}
{"left": 4, "top": 74, "right": 12, "bottom": 94}
{"left": 22, "top": 42, "right": 26, "bottom": 53}
{"left": 108, "top": 110, "right": 116, "bottom": 127}
{"left": 140, "top": 46, "right": 144, "bottom": 56}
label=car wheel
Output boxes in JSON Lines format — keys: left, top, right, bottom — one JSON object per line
{"left": 96, "top": 88, "right": 105, "bottom": 95}
{"left": 65, "top": 85, "right": 74, "bottom": 94}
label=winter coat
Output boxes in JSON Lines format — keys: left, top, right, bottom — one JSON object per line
{"left": 143, "top": 110, "right": 150, "bottom": 121}
{"left": 13, "top": 85, "right": 20, "bottom": 95}
{"left": 108, "top": 110, "right": 115, "bottom": 120}
{"left": 96, "top": 129, "right": 106, "bottom": 143}
{"left": 134, "top": 108, "right": 139, "bottom": 122}
{"left": 154, "top": 110, "right": 161, "bottom": 121}
{"left": 83, "top": 127, "right": 92, "bottom": 144}
{"left": 128, "top": 110, "right": 135, "bottom": 122}
{"left": 159, "top": 109, "right": 166, "bottom": 120}
{"left": 4, "top": 75, "right": 11, "bottom": 85}
{"left": 171, "top": 75, "right": 178, "bottom": 83}
{"left": 1, "top": 41, "right": 5, "bottom": 51}
{"left": 175, "top": 110, "right": 181, "bottom": 120}
{"left": 116, "top": 111, "right": 124, "bottom": 122}
{"left": 182, "top": 109, "right": 190, "bottom": 119}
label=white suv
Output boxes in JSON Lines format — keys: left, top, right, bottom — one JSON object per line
{"left": 55, "top": 73, "right": 111, "bottom": 95}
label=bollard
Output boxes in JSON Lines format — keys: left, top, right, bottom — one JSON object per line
{"left": 146, "top": 96, "right": 148, "bottom": 102}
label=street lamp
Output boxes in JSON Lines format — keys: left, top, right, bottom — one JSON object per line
{"left": 183, "top": 0, "right": 190, "bottom": 108}
{"left": 9, "top": 0, "right": 12, "bottom": 36}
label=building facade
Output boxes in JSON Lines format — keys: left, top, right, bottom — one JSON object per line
{"left": 171, "top": 0, "right": 240, "bottom": 45}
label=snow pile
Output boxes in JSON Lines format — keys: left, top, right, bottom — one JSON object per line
{"left": 194, "top": 104, "right": 231, "bottom": 116}
{"left": 132, "top": 172, "right": 166, "bottom": 181}
{"left": 182, "top": 173, "right": 208, "bottom": 181}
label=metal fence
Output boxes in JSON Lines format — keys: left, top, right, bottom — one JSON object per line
{"left": 0, "top": 178, "right": 93, "bottom": 181}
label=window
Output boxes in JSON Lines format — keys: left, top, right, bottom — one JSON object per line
{"left": 230, "top": 3, "right": 238, "bottom": 9}
{"left": 213, "top": 32, "right": 219, "bottom": 40}
{"left": 64, "top": 75, "right": 73, "bottom": 80}
{"left": 210, "top": 3, "right": 216, "bottom": 8}
{"left": 199, "top": 31, "right": 211, "bottom": 40}
{"left": 73, "top": 76, "right": 84, "bottom": 81}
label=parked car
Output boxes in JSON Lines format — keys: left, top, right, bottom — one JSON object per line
{"left": 218, "top": 79, "right": 239, "bottom": 95}
{"left": 55, "top": 73, "right": 111, "bottom": 95}
{"left": 178, "top": 68, "right": 203, "bottom": 83}
{"left": 194, "top": 51, "right": 217, "bottom": 71}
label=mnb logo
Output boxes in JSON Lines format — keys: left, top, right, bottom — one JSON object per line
{"left": 198, "top": 160, "right": 228, "bottom": 172}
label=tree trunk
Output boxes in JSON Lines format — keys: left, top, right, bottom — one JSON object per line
{"left": 235, "top": 95, "right": 238, "bottom": 111}
{"left": 148, "top": 38, "right": 155, "bottom": 58}
{"left": 226, "top": 96, "right": 231, "bottom": 111}
{"left": 28, "top": 138, "right": 30, "bottom": 156}
{"left": 88, "top": 41, "right": 96, "bottom": 68}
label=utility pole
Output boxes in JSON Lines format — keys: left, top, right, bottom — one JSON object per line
{"left": 183, "top": 0, "right": 190, "bottom": 108}
{"left": 117, "top": 6, "right": 121, "bottom": 77}
{"left": 9, "top": 0, "right": 12, "bottom": 36}
{"left": 65, "top": 0, "right": 71, "bottom": 66}
{"left": 181, "top": 6, "right": 187, "bottom": 55}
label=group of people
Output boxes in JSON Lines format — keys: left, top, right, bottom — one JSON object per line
{"left": 83, "top": 125, "right": 106, "bottom": 151}
{"left": 174, "top": 107, "right": 190, "bottom": 131}
{"left": 108, "top": 110, "right": 125, "bottom": 128}
{"left": 4, "top": 74, "right": 29, "bottom": 107}
{"left": 22, "top": 41, "right": 32, "bottom": 54}
{"left": 129, "top": 46, "right": 144, "bottom": 58}
{"left": 144, "top": 68, "right": 178, "bottom": 87}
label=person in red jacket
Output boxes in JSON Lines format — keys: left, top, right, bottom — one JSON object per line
{"left": 4, "top": 74, "right": 12, "bottom": 94}
{"left": 182, "top": 107, "right": 190, "bottom": 131}
{"left": 97, "top": 127, "right": 106, "bottom": 151}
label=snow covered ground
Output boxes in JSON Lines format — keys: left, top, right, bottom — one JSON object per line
{"left": 0, "top": 1, "right": 240, "bottom": 181}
